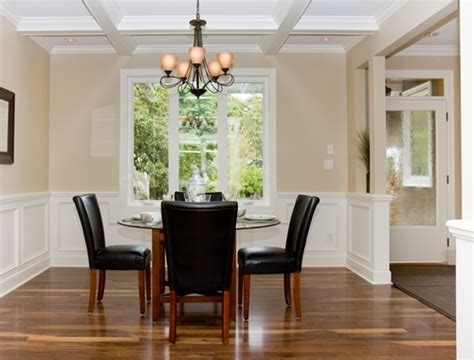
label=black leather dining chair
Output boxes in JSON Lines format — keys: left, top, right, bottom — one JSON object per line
{"left": 238, "top": 194, "right": 320, "bottom": 320}
{"left": 161, "top": 200, "right": 237, "bottom": 344}
{"left": 73, "top": 193, "right": 151, "bottom": 314}
{"left": 174, "top": 191, "right": 224, "bottom": 201}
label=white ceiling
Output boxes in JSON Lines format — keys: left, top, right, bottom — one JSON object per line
{"left": 0, "top": 0, "right": 459, "bottom": 56}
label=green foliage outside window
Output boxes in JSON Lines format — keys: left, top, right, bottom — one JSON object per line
{"left": 133, "top": 82, "right": 265, "bottom": 200}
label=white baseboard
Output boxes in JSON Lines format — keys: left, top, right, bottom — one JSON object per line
{"left": 346, "top": 254, "right": 392, "bottom": 285}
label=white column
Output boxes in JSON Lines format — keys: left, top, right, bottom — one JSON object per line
{"left": 447, "top": 220, "right": 474, "bottom": 360}
{"left": 447, "top": 1, "right": 474, "bottom": 359}
{"left": 368, "top": 57, "right": 386, "bottom": 194}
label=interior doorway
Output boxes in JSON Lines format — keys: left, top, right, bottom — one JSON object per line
{"left": 386, "top": 98, "right": 449, "bottom": 262}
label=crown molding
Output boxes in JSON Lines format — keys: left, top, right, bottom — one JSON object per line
{"left": 395, "top": 44, "right": 459, "bottom": 57}
{"left": 280, "top": 44, "right": 346, "bottom": 54}
{"left": 118, "top": 15, "right": 277, "bottom": 34}
{"left": 134, "top": 44, "right": 262, "bottom": 54}
{"left": 0, "top": 3, "right": 20, "bottom": 27}
{"left": 17, "top": 16, "right": 102, "bottom": 35}
{"left": 50, "top": 45, "right": 116, "bottom": 54}
{"left": 294, "top": 16, "right": 378, "bottom": 34}
{"left": 374, "top": 0, "right": 408, "bottom": 25}
{"left": 342, "top": 36, "right": 365, "bottom": 52}
{"left": 30, "top": 36, "right": 53, "bottom": 52}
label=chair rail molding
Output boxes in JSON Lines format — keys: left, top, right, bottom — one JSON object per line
{"left": 346, "top": 193, "right": 392, "bottom": 284}
{"left": 2, "top": 191, "right": 393, "bottom": 294}
{"left": 0, "top": 192, "right": 50, "bottom": 297}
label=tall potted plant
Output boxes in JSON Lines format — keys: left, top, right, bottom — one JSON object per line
{"left": 356, "top": 130, "right": 370, "bottom": 193}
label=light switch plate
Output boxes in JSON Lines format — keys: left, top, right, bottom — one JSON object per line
{"left": 327, "top": 144, "right": 334, "bottom": 155}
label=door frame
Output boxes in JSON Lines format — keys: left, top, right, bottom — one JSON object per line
{"left": 385, "top": 69, "right": 456, "bottom": 263}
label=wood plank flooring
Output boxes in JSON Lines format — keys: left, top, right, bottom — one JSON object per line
{"left": 0, "top": 268, "right": 455, "bottom": 359}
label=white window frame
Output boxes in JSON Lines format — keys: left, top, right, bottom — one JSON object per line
{"left": 119, "top": 68, "right": 276, "bottom": 211}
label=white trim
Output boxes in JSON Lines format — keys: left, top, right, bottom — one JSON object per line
{"left": 17, "top": 16, "right": 102, "bottom": 35}
{"left": 385, "top": 69, "right": 456, "bottom": 238}
{"left": 0, "top": 3, "right": 20, "bottom": 27}
{"left": 374, "top": 0, "right": 408, "bottom": 25}
{"left": 280, "top": 44, "right": 346, "bottom": 54}
{"left": 50, "top": 45, "right": 116, "bottom": 54}
{"left": 135, "top": 44, "right": 262, "bottom": 54}
{"left": 82, "top": 0, "right": 136, "bottom": 55}
{"left": 118, "top": 15, "right": 277, "bottom": 33}
{"left": 294, "top": 16, "right": 378, "bottom": 34}
{"left": 119, "top": 68, "right": 277, "bottom": 209}
{"left": 395, "top": 45, "right": 460, "bottom": 57}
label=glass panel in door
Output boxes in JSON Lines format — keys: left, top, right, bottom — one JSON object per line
{"left": 386, "top": 110, "right": 436, "bottom": 226}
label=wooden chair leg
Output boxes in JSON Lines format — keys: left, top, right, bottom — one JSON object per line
{"left": 97, "top": 270, "right": 106, "bottom": 302}
{"left": 88, "top": 269, "right": 97, "bottom": 313}
{"left": 145, "top": 267, "right": 151, "bottom": 302}
{"left": 243, "top": 274, "right": 251, "bottom": 320}
{"left": 284, "top": 273, "right": 292, "bottom": 306}
{"left": 138, "top": 270, "right": 145, "bottom": 315}
{"left": 222, "top": 291, "right": 230, "bottom": 345}
{"left": 160, "top": 242, "right": 166, "bottom": 293}
{"left": 169, "top": 290, "right": 177, "bottom": 344}
{"left": 293, "top": 272, "right": 302, "bottom": 319}
{"left": 238, "top": 267, "right": 243, "bottom": 306}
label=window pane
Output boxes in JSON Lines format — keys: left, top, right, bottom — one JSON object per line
{"left": 178, "top": 93, "right": 218, "bottom": 191}
{"left": 133, "top": 83, "right": 169, "bottom": 200}
{"left": 386, "top": 110, "right": 436, "bottom": 226}
{"left": 227, "top": 82, "right": 264, "bottom": 200}
{"left": 386, "top": 79, "right": 444, "bottom": 96}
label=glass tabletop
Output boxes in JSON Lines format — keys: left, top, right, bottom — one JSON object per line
{"left": 117, "top": 217, "right": 281, "bottom": 231}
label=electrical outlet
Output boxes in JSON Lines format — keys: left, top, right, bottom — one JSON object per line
{"left": 324, "top": 159, "right": 334, "bottom": 170}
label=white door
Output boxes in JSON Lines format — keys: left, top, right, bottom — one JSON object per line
{"left": 386, "top": 99, "right": 448, "bottom": 262}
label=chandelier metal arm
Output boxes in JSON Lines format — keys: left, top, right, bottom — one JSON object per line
{"left": 159, "top": 0, "right": 234, "bottom": 98}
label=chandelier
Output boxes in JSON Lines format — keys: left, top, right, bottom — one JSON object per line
{"left": 159, "top": 0, "right": 234, "bottom": 98}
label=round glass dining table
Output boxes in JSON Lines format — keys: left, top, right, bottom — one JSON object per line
{"left": 117, "top": 216, "right": 281, "bottom": 322}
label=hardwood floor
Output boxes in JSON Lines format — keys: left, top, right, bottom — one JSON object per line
{"left": 0, "top": 268, "right": 455, "bottom": 359}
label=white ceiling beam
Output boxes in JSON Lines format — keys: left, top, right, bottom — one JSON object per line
{"left": 294, "top": 16, "right": 378, "bottom": 34}
{"left": 82, "top": 0, "right": 136, "bottom": 56}
{"left": 118, "top": 15, "right": 277, "bottom": 34}
{"left": 17, "top": 17, "right": 102, "bottom": 35}
{"left": 260, "top": 0, "right": 312, "bottom": 55}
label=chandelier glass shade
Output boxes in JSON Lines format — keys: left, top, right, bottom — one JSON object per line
{"left": 159, "top": 0, "right": 234, "bottom": 98}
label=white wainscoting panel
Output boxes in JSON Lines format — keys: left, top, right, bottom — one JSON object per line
{"left": 274, "top": 193, "right": 347, "bottom": 266}
{"left": 0, "top": 193, "right": 50, "bottom": 297}
{"left": 50, "top": 192, "right": 150, "bottom": 267}
{"left": 346, "top": 194, "right": 392, "bottom": 284}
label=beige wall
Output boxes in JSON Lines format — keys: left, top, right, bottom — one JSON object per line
{"left": 386, "top": 55, "right": 461, "bottom": 217}
{"left": 49, "top": 53, "right": 347, "bottom": 193}
{"left": 0, "top": 17, "right": 50, "bottom": 196}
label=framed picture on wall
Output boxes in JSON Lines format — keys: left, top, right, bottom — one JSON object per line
{"left": 0, "top": 87, "right": 15, "bottom": 164}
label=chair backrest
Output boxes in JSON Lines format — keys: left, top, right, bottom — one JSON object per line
{"left": 174, "top": 191, "right": 224, "bottom": 201}
{"left": 174, "top": 191, "right": 186, "bottom": 201}
{"left": 72, "top": 193, "right": 106, "bottom": 268}
{"left": 161, "top": 201, "right": 237, "bottom": 295}
{"left": 285, "top": 195, "right": 320, "bottom": 272}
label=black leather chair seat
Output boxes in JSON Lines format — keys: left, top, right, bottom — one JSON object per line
{"left": 238, "top": 246, "right": 295, "bottom": 275}
{"left": 95, "top": 245, "right": 151, "bottom": 270}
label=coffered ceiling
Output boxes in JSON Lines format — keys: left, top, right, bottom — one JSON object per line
{"left": 0, "top": 0, "right": 459, "bottom": 55}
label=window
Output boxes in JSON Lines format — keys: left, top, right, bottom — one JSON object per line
{"left": 120, "top": 69, "right": 276, "bottom": 207}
